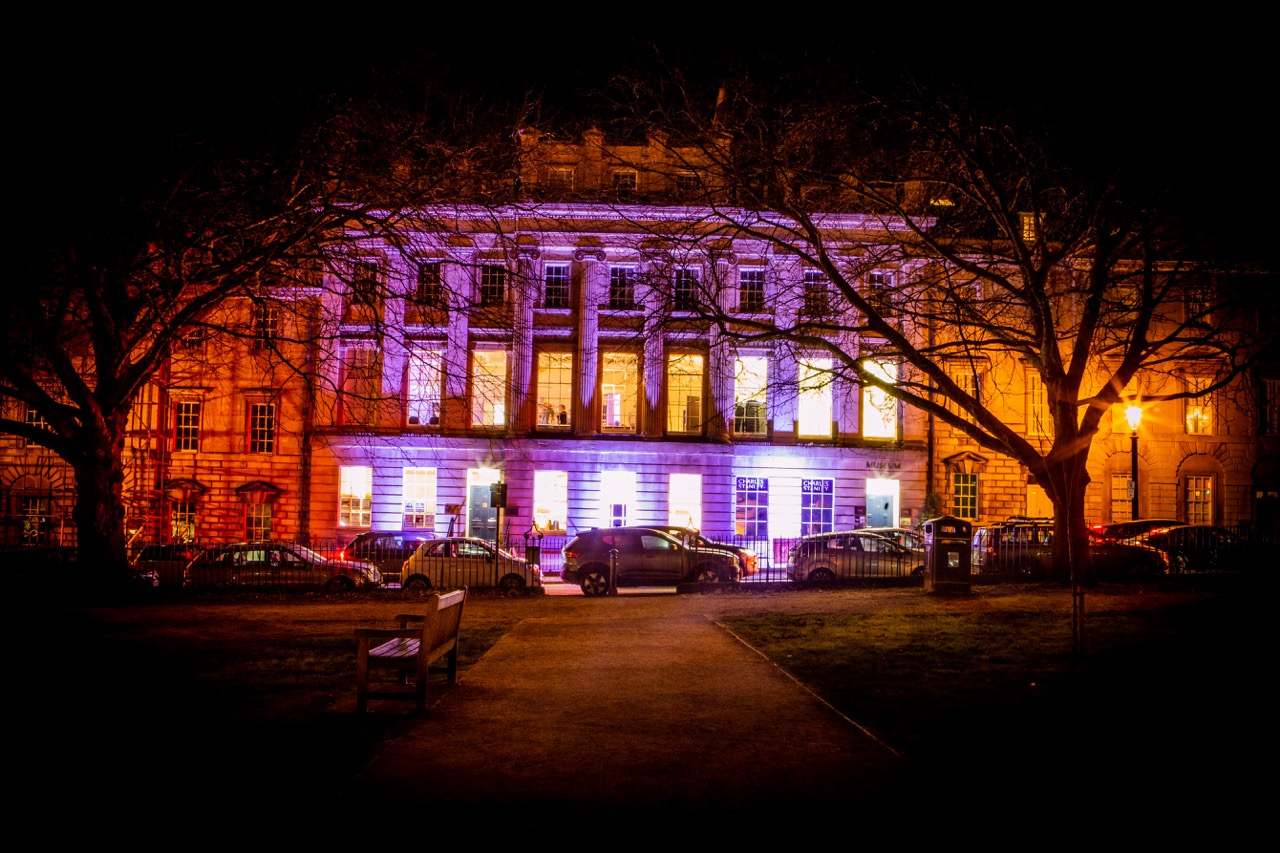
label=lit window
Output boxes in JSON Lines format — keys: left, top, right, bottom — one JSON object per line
{"left": 798, "top": 358, "right": 833, "bottom": 438}
{"left": 544, "top": 264, "right": 570, "bottom": 309}
{"left": 674, "top": 268, "right": 699, "bottom": 311}
{"left": 252, "top": 304, "right": 279, "bottom": 350}
{"left": 246, "top": 503, "right": 272, "bottom": 542}
{"left": 739, "top": 269, "right": 765, "bottom": 313}
{"left": 339, "top": 466, "right": 373, "bottom": 527}
{"left": 174, "top": 401, "right": 201, "bottom": 452}
{"left": 802, "top": 271, "right": 829, "bottom": 317}
{"left": 1185, "top": 475, "right": 1213, "bottom": 524}
{"left": 406, "top": 349, "right": 442, "bottom": 426}
{"left": 340, "top": 345, "right": 380, "bottom": 427}
{"left": 23, "top": 406, "right": 50, "bottom": 447}
{"left": 1019, "top": 212, "right": 1038, "bottom": 243}
{"left": 172, "top": 500, "right": 197, "bottom": 543}
{"left": 669, "top": 473, "right": 702, "bottom": 529}
{"left": 533, "top": 470, "right": 569, "bottom": 532}
{"left": 536, "top": 352, "right": 573, "bottom": 428}
{"left": 402, "top": 467, "right": 437, "bottom": 531}
{"left": 666, "top": 354, "right": 704, "bottom": 434}
{"left": 953, "top": 473, "right": 978, "bottom": 519}
{"left": 733, "top": 356, "right": 768, "bottom": 437}
{"left": 862, "top": 360, "right": 898, "bottom": 439}
{"left": 471, "top": 350, "right": 508, "bottom": 427}
{"left": 21, "top": 496, "right": 49, "bottom": 544}
{"left": 248, "top": 403, "right": 275, "bottom": 454}
{"left": 601, "top": 352, "right": 639, "bottom": 433}
{"left": 609, "top": 267, "right": 635, "bottom": 309}
{"left": 479, "top": 265, "right": 507, "bottom": 306}
{"left": 600, "top": 470, "right": 636, "bottom": 527}
{"left": 1185, "top": 376, "right": 1213, "bottom": 435}
{"left": 735, "top": 476, "right": 768, "bottom": 538}
{"left": 1027, "top": 370, "right": 1050, "bottom": 437}
{"left": 800, "top": 478, "right": 834, "bottom": 536}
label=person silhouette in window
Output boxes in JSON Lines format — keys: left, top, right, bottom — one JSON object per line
{"left": 557, "top": 405, "right": 568, "bottom": 425}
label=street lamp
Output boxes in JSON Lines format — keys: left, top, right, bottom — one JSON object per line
{"left": 1125, "top": 404, "right": 1143, "bottom": 521}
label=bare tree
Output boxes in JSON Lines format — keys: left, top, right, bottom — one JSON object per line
{"left": 1, "top": 65, "right": 517, "bottom": 586}
{"left": 588, "top": 65, "right": 1274, "bottom": 630}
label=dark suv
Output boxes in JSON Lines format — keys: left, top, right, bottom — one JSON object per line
{"left": 561, "top": 526, "right": 742, "bottom": 595}
{"left": 342, "top": 531, "right": 433, "bottom": 586}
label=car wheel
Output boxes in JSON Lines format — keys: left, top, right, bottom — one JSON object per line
{"left": 1171, "top": 553, "right": 1190, "bottom": 574}
{"left": 403, "top": 574, "right": 432, "bottom": 591}
{"left": 809, "top": 568, "right": 835, "bottom": 582}
{"left": 327, "top": 575, "right": 355, "bottom": 593}
{"left": 581, "top": 569, "right": 610, "bottom": 596}
{"left": 498, "top": 574, "right": 526, "bottom": 595}
{"left": 692, "top": 564, "right": 723, "bottom": 584}
{"left": 910, "top": 564, "right": 925, "bottom": 578}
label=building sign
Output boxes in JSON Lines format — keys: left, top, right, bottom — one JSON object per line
{"left": 865, "top": 460, "right": 902, "bottom": 470}
{"left": 736, "top": 476, "right": 768, "bottom": 492}
{"left": 801, "top": 478, "right": 833, "bottom": 494}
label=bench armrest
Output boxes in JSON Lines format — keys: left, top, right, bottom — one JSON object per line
{"left": 354, "top": 627, "right": 419, "bottom": 641}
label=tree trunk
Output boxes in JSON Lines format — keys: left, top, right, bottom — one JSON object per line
{"left": 1044, "top": 452, "right": 1094, "bottom": 585}
{"left": 71, "top": 418, "right": 130, "bottom": 591}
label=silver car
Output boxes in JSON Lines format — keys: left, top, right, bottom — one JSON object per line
{"left": 787, "top": 530, "right": 924, "bottom": 581}
{"left": 400, "top": 537, "right": 541, "bottom": 594}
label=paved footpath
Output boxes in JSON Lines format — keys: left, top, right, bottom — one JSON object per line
{"left": 342, "top": 591, "right": 913, "bottom": 835}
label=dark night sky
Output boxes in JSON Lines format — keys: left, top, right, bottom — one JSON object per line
{"left": 26, "top": 20, "right": 1274, "bottom": 264}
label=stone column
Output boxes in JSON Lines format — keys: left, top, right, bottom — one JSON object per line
{"left": 441, "top": 252, "right": 473, "bottom": 433}
{"left": 510, "top": 245, "right": 539, "bottom": 433}
{"left": 574, "top": 248, "right": 605, "bottom": 434}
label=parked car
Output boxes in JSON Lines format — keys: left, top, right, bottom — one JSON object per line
{"left": 183, "top": 542, "right": 382, "bottom": 592}
{"left": 1091, "top": 519, "right": 1185, "bottom": 543}
{"left": 130, "top": 542, "right": 205, "bottom": 588}
{"left": 1140, "top": 524, "right": 1253, "bottom": 573}
{"left": 971, "top": 517, "right": 1055, "bottom": 578}
{"left": 862, "top": 527, "right": 925, "bottom": 553}
{"left": 1086, "top": 530, "right": 1170, "bottom": 579}
{"left": 786, "top": 530, "right": 925, "bottom": 582}
{"left": 974, "top": 517, "right": 1169, "bottom": 580}
{"left": 649, "top": 525, "right": 760, "bottom": 577}
{"left": 341, "top": 530, "right": 433, "bottom": 586}
{"left": 561, "top": 526, "right": 742, "bottom": 595}
{"left": 400, "top": 537, "right": 541, "bottom": 593}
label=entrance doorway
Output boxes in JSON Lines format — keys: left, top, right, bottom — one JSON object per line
{"left": 866, "top": 478, "right": 900, "bottom": 528}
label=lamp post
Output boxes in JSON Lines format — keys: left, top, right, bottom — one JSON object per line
{"left": 1125, "top": 404, "right": 1143, "bottom": 521}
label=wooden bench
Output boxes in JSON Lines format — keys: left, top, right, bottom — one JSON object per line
{"left": 354, "top": 588, "right": 467, "bottom": 713}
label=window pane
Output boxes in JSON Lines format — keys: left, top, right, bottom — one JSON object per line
{"left": 544, "top": 264, "right": 570, "bottom": 309}
{"left": 407, "top": 349, "right": 442, "bottom": 426}
{"left": 735, "top": 476, "right": 769, "bottom": 538}
{"left": 600, "top": 470, "right": 636, "bottom": 527}
{"left": 669, "top": 473, "right": 702, "bottom": 529}
{"left": 471, "top": 350, "right": 508, "bottom": 426}
{"left": 666, "top": 354, "right": 704, "bottom": 434}
{"left": 249, "top": 403, "right": 275, "bottom": 454}
{"left": 953, "top": 473, "right": 978, "bottom": 519}
{"left": 601, "top": 352, "right": 639, "bottom": 433}
{"left": 339, "top": 466, "right": 373, "bottom": 527}
{"left": 175, "top": 401, "right": 201, "bottom": 452}
{"left": 533, "top": 470, "right": 569, "bottom": 532}
{"left": 403, "top": 467, "right": 437, "bottom": 530}
{"left": 739, "top": 269, "right": 765, "bottom": 313}
{"left": 862, "top": 360, "right": 898, "bottom": 438}
{"left": 734, "top": 357, "right": 768, "bottom": 436}
{"left": 800, "top": 478, "right": 834, "bottom": 536}
{"left": 537, "top": 352, "right": 573, "bottom": 428}
{"left": 798, "top": 358, "right": 833, "bottom": 438}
